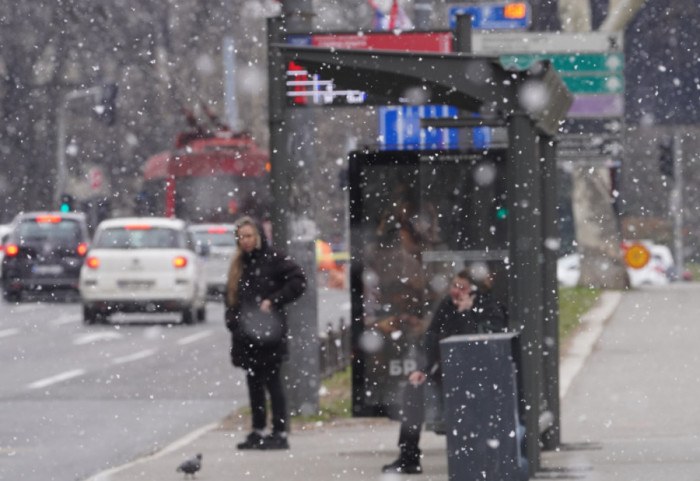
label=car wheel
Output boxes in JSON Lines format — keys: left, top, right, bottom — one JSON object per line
{"left": 83, "top": 305, "right": 106, "bottom": 325}
{"left": 3, "top": 288, "right": 20, "bottom": 303}
{"left": 197, "top": 305, "right": 206, "bottom": 323}
{"left": 182, "top": 305, "right": 197, "bottom": 325}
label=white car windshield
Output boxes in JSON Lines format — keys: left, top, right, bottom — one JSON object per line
{"left": 95, "top": 227, "right": 184, "bottom": 249}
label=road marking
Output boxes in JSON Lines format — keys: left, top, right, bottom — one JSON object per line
{"left": 51, "top": 314, "right": 79, "bottom": 326}
{"left": 27, "top": 369, "right": 86, "bottom": 390}
{"left": 0, "top": 328, "right": 19, "bottom": 339}
{"left": 111, "top": 349, "right": 157, "bottom": 365}
{"left": 177, "top": 330, "right": 213, "bottom": 346}
{"left": 73, "top": 332, "right": 123, "bottom": 345}
{"left": 10, "top": 304, "right": 41, "bottom": 314}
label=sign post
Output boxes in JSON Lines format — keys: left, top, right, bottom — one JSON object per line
{"left": 472, "top": 31, "right": 625, "bottom": 166}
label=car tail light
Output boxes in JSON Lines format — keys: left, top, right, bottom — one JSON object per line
{"left": 208, "top": 227, "right": 227, "bottom": 234}
{"left": 35, "top": 215, "right": 62, "bottom": 223}
{"left": 173, "top": 256, "right": 188, "bottom": 268}
{"left": 125, "top": 225, "right": 151, "bottom": 230}
{"left": 86, "top": 257, "right": 100, "bottom": 269}
{"left": 77, "top": 243, "right": 88, "bottom": 256}
{"left": 5, "top": 244, "right": 18, "bottom": 257}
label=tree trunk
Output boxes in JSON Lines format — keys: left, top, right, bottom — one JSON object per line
{"left": 571, "top": 167, "right": 629, "bottom": 288}
{"left": 558, "top": 0, "right": 640, "bottom": 289}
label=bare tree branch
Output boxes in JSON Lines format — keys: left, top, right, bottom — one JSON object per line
{"left": 599, "top": 0, "right": 647, "bottom": 32}
{"left": 557, "top": 0, "right": 592, "bottom": 32}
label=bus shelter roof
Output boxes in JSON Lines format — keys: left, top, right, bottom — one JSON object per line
{"left": 274, "top": 45, "right": 572, "bottom": 137}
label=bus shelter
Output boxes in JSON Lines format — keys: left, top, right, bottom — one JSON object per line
{"left": 270, "top": 33, "right": 572, "bottom": 473}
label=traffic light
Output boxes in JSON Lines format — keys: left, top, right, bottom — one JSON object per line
{"left": 659, "top": 139, "right": 674, "bottom": 178}
{"left": 495, "top": 205, "right": 508, "bottom": 220}
{"left": 60, "top": 194, "right": 74, "bottom": 212}
{"left": 96, "top": 83, "right": 118, "bottom": 125}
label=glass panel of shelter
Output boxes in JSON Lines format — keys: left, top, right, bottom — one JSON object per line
{"left": 351, "top": 149, "right": 509, "bottom": 420}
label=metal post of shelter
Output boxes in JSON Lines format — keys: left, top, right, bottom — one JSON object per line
{"left": 540, "top": 135, "right": 561, "bottom": 449}
{"left": 267, "top": 13, "right": 320, "bottom": 417}
{"left": 506, "top": 112, "right": 544, "bottom": 473}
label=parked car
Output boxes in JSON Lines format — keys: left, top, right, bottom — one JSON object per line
{"left": 1, "top": 212, "right": 90, "bottom": 302}
{"left": 0, "top": 223, "right": 13, "bottom": 276}
{"left": 79, "top": 217, "right": 207, "bottom": 324}
{"left": 557, "top": 243, "right": 672, "bottom": 288}
{"left": 187, "top": 223, "right": 237, "bottom": 297}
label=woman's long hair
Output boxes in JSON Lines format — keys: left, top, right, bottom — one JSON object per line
{"left": 226, "top": 216, "right": 262, "bottom": 307}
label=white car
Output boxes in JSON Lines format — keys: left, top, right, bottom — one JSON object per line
{"left": 557, "top": 246, "right": 671, "bottom": 288}
{"left": 187, "top": 223, "right": 237, "bottom": 298}
{"left": 79, "top": 217, "right": 207, "bottom": 324}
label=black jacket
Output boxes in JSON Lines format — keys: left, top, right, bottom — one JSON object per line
{"left": 226, "top": 242, "right": 306, "bottom": 369}
{"left": 419, "top": 292, "right": 507, "bottom": 376}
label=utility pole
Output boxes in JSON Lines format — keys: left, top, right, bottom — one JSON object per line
{"left": 269, "top": 0, "right": 320, "bottom": 417}
{"left": 671, "top": 133, "right": 684, "bottom": 277}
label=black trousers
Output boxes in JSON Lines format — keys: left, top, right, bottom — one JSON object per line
{"left": 397, "top": 377, "right": 442, "bottom": 457}
{"left": 246, "top": 361, "right": 287, "bottom": 433}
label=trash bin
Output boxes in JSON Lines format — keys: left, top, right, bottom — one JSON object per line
{"left": 439, "top": 332, "right": 526, "bottom": 481}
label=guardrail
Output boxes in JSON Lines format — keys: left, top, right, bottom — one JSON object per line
{"left": 319, "top": 318, "right": 351, "bottom": 379}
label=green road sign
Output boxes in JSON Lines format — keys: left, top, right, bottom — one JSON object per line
{"left": 562, "top": 74, "right": 624, "bottom": 94}
{"left": 499, "top": 54, "right": 624, "bottom": 94}
{"left": 499, "top": 53, "right": 623, "bottom": 72}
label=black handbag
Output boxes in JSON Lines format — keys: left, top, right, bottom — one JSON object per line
{"left": 239, "top": 303, "right": 284, "bottom": 346}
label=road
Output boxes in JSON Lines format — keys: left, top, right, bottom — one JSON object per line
{"left": 0, "top": 298, "right": 247, "bottom": 481}
{"left": 0, "top": 287, "right": 350, "bottom": 481}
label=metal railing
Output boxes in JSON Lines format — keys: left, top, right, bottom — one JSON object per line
{"left": 319, "top": 318, "right": 351, "bottom": 379}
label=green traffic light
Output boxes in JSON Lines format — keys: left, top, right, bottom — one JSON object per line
{"left": 60, "top": 203, "right": 70, "bottom": 213}
{"left": 496, "top": 206, "right": 508, "bottom": 220}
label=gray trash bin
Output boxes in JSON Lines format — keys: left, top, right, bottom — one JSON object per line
{"left": 439, "top": 332, "right": 526, "bottom": 481}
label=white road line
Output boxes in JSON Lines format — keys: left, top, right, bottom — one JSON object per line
{"left": 0, "top": 328, "right": 19, "bottom": 339}
{"left": 177, "top": 330, "right": 213, "bottom": 346}
{"left": 51, "top": 314, "right": 79, "bottom": 326}
{"left": 10, "top": 304, "right": 41, "bottom": 314}
{"left": 73, "top": 332, "right": 123, "bottom": 345}
{"left": 27, "top": 369, "right": 86, "bottom": 390}
{"left": 111, "top": 349, "right": 157, "bottom": 365}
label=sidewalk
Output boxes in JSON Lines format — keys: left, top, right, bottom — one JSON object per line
{"left": 90, "top": 285, "right": 700, "bottom": 481}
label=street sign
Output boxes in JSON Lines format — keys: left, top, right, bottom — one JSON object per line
{"left": 287, "top": 32, "right": 452, "bottom": 53}
{"left": 285, "top": 32, "right": 453, "bottom": 107}
{"left": 499, "top": 53, "right": 624, "bottom": 94}
{"left": 498, "top": 53, "right": 623, "bottom": 72}
{"left": 472, "top": 31, "right": 623, "bottom": 55}
{"left": 473, "top": 31, "right": 625, "bottom": 125}
{"left": 557, "top": 132, "right": 623, "bottom": 163}
{"left": 379, "top": 105, "right": 459, "bottom": 150}
{"left": 449, "top": 3, "right": 531, "bottom": 30}
{"left": 557, "top": 117, "right": 623, "bottom": 164}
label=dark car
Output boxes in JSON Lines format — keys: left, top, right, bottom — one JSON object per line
{"left": 1, "top": 212, "right": 90, "bottom": 302}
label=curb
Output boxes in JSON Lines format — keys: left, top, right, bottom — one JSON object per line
{"left": 86, "top": 422, "right": 219, "bottom": 481}
{"left": 559, "top": 290, "right": 622, "bottom": 398}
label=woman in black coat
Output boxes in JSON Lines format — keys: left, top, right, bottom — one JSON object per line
{"left": 225, "top": 216, "right": 306, "bottom": 450}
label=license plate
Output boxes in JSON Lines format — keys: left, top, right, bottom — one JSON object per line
{"left": 117, "top": 280, "right": 155, "bottom": 289}
{"left": 33, "top": 265, "right": 64, "bottom": 275}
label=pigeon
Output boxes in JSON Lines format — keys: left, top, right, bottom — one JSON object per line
{"left": 176, "top": 453, "right": 202, "bottom": 479}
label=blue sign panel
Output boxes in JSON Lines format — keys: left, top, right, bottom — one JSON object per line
{"left": 379, "top": 106, "right": 460, "bottom": 151}
{"left": 449, "top": 3, "right": 531, "bottom": 30}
